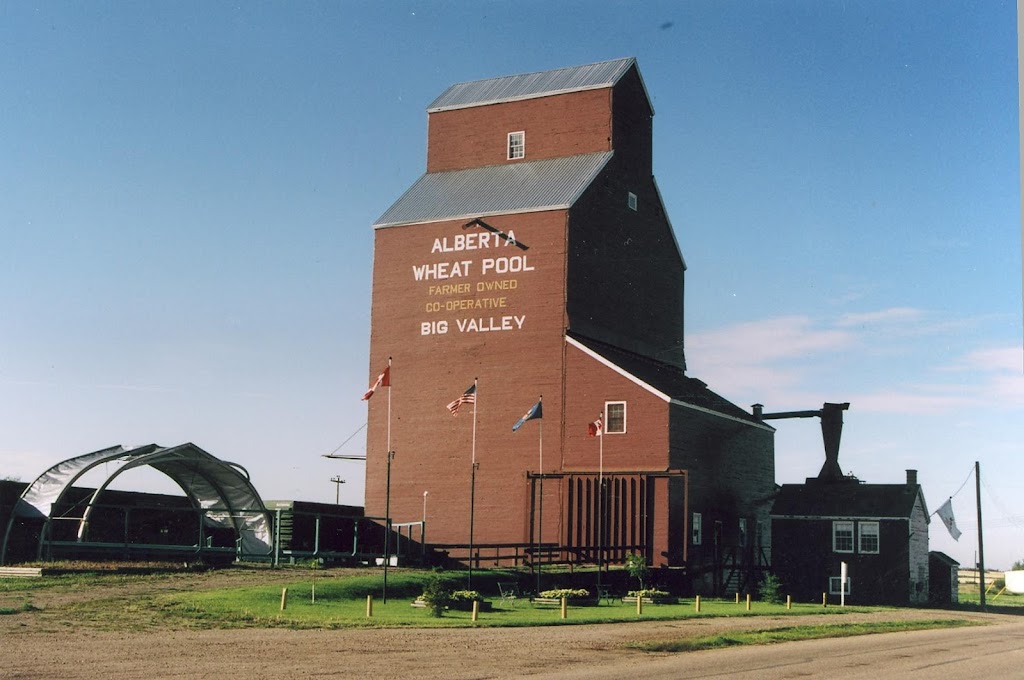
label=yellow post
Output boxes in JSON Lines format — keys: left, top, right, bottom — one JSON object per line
{"left": 472, "top": 600, "right": 479, "bottom": 621}
{"left": 366, "top": 594, "right": 373, "bottom": 617}
{"left": 636, "top": 594, "right": 643, "bottom": 616}
{"left": 735, "top": 592, "right": 740, "bottom": 604}
{"left": 280, "top": 587, "right": 288, "bottom": 611}
{"left": 560, "top": 596, "right": 568, "bottom": 619}
{"left": 695, "top": 595, "right": 701, "bottom": 613}
{"left": 786, "top": 595, "right": 791, "bottom": 610}
{"left": 746, "top": 593, "right": 751, "bottom": 611}
{"left": 822, "top": 593, "right": 827, "bottom": 608}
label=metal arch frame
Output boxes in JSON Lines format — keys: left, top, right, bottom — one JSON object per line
{"left": 1, "top": 443, "right": 273, "bottom": 564}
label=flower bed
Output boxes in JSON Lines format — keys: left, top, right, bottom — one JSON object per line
{"left": 413, "top": 589, "right": 492, "bottom": 612}
{"left": 533, "top": 588, "right": 595, "bottom": 606}
{"left": 622, "top": 589, "right": 676, "bottom": 605}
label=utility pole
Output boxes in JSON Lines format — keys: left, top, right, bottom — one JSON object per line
{"left": 330, "top": 476, "right": 346, "bottom": 505}
{"left": 976, "top": 461, "right": 985, "bottom": 611}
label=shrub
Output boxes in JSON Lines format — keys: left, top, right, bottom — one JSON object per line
{"left": 421, "top": 574, "right": 453, "bottom": 617}
{"left": 758, "top": 573, "right": 784, "bottom": 604}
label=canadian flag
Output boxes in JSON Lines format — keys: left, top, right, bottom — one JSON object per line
{"left": 588, "top": 415, "right": 603, "bottom": 437}
{"left": 361, "top": 366, "right": 390, "bottom": 401}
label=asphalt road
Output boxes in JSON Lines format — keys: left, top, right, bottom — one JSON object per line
{"left": 534, "top": 615, "right": 1024, "bottom": 680}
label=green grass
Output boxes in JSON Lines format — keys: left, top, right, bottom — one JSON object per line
{"left": 2, "top": 565, "right": 986, "bottom": 635}
{"left": 953, "top": 583, "right": 1024, "bottom": 612}
{"left": 630, "top": 618, "right": 980, "bottom": 653}
{"left": 150, "top": 573, "right": 895, "bottom": 630}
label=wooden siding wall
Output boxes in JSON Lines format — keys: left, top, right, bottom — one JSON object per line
{"left": 366, "top": 211, "right": 569, "bottom": 546}
{"left": 671, "top": 412, "right": 775, "bottom": 589}
{"left": 426, "top": 89, "right": 612, "bottom": 173}
{"left": 563, "top": 342, "right": 678, "bottom": 565}
{"left": 611, "top": 67, "right": 654, "bottom": 181}
{"left": 772, "top": 515, "right": 918, "bottom": 605}
{"left": 908, "top": 496, "right": 930, "bottom": 604}
{"left": 566, "top": 158, "right": 686, "bottom": 369}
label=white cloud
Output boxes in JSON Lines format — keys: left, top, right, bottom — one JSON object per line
{"left": 956, "top": 346, "right": 1024, "bottom": 373}
{"left": 688, "top": 311, "right": 1024, "bottom": 415}
{"left": 836, "top": 307, "right": 924, "bottom": 327}
{"left": 688, "top": 315, "right": 853, "bottom": 365}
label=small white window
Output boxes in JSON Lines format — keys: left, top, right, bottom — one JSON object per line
{"left": 627, "top": 192, "right": 637, "bottom": 211}
{"left": 832, "top": 521, "right": 854, "bottom": 553}
{"left": 692, "top": 512, "right": 702, "bottom": 546}
{"left": 605, "top": 401, "right": 626, "bottom": 434}
{"left": 859, "top": 521, "right": 879, "bottom": 554}
{"left": 507, "top": 131, "right": 525, "bottom": 159}
{"left": 829, "top": 576, "right": 851, "bottom": 595}
{"left": 738, "top": 518, "right": 748, "bottom": 548}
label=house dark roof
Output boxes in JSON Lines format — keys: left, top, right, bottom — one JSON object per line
{"left": 374, "top": 152, "right": 612, "bottom": 228}
{"left": 427, "top": 58, "right": 644, "bottom": 113}
{"left": 771, "top": 480, "right": 925, "bottom": 520}
{"left": 929, "top": 551, "right": 960, "bottom": 567}
{"left": 568, "top": 332, "right": 766, "bottom": 427}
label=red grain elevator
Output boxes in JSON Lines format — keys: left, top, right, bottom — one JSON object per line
{"left": 365, "top": 58, "right": 775, "bottom": 594}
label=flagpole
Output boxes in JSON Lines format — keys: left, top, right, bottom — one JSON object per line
{"left": 976, "top": 460, "right": 985, "bottom": 611}
{"left": 597, "top": 412, "right": 604, "bottom": 597}
{"left": 469, "top": 378, "right": 478, "bottom": 589}
{"left": 383, "top": 358, "right": 393, "bottom": 603}
{"left": 537, "top": 396, "right": 543, "bottom": 595}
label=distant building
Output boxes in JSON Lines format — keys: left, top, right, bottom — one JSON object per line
{"left": 771, "top": 469, "right": 930, "bottom": 605}
{"left": 365, "top": 58, "right": 776, "bottom": 592}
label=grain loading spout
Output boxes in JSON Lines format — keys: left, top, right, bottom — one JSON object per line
{"left": 752, "top": 402, "right": 851, "bottom": 481}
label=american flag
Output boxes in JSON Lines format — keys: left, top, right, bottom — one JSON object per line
{"left": 447, "top": 383, "right": 476, "bottom": 416}
{"left": 588, "top": 415, "right": 603, "bottom": 437}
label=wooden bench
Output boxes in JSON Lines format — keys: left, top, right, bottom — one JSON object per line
{"left": 0, "top": 567, "right": 43, "bottom": 578}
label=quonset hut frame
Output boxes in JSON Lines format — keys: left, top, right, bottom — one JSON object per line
{"left": 0, "top": 443, "right": 273, "bottom": 564}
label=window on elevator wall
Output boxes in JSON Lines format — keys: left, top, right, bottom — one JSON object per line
{"left": 692, "top": 512, "right": 702, "bottom": 545}
{"left": 605, "top": 401, "right": 626, "bottom": 433}
{"left": 507, "top": 131, "right": 525, "bottom": 159}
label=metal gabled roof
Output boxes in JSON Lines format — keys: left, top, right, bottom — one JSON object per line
{"left": 373, "top": 151, "right": 613, "bottom": 228}
{"left": 428, "top": 57, "right": 644, "bottom": 113}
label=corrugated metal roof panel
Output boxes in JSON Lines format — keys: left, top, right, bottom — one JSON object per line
{"left": 427, "top": 58, "right": 636, "bottom": 112}
{"left": 373, "top": 152, "right": 612, "bottom": 228}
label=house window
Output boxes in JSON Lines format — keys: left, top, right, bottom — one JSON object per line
{"left": 832, "top": 521, "right": 854, "bottom": 553}
{"left": 692, "top": 512, "right": 702, "bottom": 546}
{"left": 605, "top": 401, "right": 626, "bottom": 434}
{"left": 738, "top": 518, "right": 748, "bottom": 548}
{"left": 859, "top": 521, "right": 880, "bottom": 554}
{"left": 627, "top": 191, "right": 638, "bottom": 211}
{"left": 829, "top": 576, "right": 851, "bottom": 595}
{"left": 507, "top": 131, "right": 525, "bottom": 159}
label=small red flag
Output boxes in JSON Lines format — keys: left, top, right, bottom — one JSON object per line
{"left": 361, "top": 366, "right": 390, "bottom": 401}
{"left": 588, "top": 415, "right": 603, "bottom": 437}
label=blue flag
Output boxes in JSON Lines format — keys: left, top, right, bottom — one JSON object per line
{"left": 512, "top": 400, "right": 542, "bottom": 431}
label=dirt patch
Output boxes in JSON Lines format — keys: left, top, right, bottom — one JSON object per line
{"left": 0, "top": 566, "right": 992, "bottom": 680}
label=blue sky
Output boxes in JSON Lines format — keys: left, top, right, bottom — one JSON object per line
{"left": 1, "top": 2, "right": 1019, "bottom": 569}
